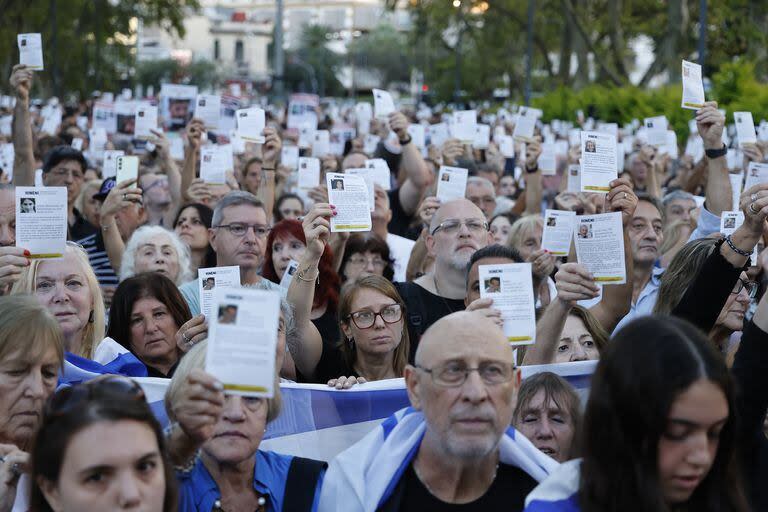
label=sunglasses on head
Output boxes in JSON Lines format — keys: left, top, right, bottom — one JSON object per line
{"left": 44, "top": 375, "right": 145, "bottom": 421}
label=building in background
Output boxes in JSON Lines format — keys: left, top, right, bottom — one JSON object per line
{"left": 136, "top": 0, "right": 410, "bottom": 90}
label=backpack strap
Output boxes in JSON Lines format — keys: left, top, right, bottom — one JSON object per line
{"left": 283, "top": 456, "right": 327, "bottom": 512}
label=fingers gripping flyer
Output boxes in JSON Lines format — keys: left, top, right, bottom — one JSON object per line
{"left": 478, "top": 263, "right": 536, "bottom": 346}
{"left": 206, "top": 289, "right": 280, "bottom": 397}
{"left": 574, "top": 212, "right": 626, "bottom": 284}
{"left": 326, "top": 172, "right": 372, "bottom": 232}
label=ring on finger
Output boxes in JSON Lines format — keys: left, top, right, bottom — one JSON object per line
{"left": 752, "top": 193, "right": 759, "bottom": 202}
{"left": 750, "top": 202, "right": 760, "bottom": 215}
{"left": 182, "top": 331, "right": 191, "bottom": 343}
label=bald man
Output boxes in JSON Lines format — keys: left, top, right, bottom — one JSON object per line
{"left": 395, "top": 199, "right": 492, "bottom": 360}
{"left": 319, "top": 311, "right": 555, "bottom": 511}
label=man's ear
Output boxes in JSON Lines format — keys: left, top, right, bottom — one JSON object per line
{"left": 424, "top": 234, "right": 436, "bottom": 258}
{"left": 404, "top": 365, "right": 422, "bottom": 410}
{"left": 208, "top": 228, "right": 218, "bottom": 252}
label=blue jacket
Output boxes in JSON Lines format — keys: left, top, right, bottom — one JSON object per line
{"left": 177, "top": 450, "right": 325, "bottom": 512}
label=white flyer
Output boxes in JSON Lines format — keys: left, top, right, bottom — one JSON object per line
{"left": 730, "top": 172, "right": 743, "bottom": 211}
{"left": 363, "top": 134, "right": 381, "bottom": 155}
{"left": 325, "top": 172, "right": 372, "bottom": 232}
{"left": 200, "top": 146, "right": 231, "bottom": 184}
{"left": 345, "top": 168, "right": 375, "bottom": 212}
{"left": 92, "top": 102, "right": 117, "bottom": 134}
{"left": 541, "top": 210, "right": 577, "bottom": 256}
{"left": 407, "top": 124, "right": 426, "bottom": 149}
{"left": 17, "top": 34, "right": 43, "bottom": 70}
{"left": 478, "top": 263, "right": 536, "bottom": 346}
{"left": 356, "top": 102, "right": 373, "bottom": 135}
{"left": 499, "top": 135, "right": 515, "bottom": 158}
{"left": 681, "top": 60, "right": 705, "bottom": 109}
{"left": 312, "top": 130, "right": 330, "bottom": 157}
{"left": 70, "top": 138, "right": 84, "bottom": 151}
{"left": 298, "top": 123, "right": 316, "bottom": 149}
{"left": 436, "top": 166, "right": 469, "bottom": 202}
{"left": 134, "top": 105, "right": 158, "bottom": 139}
{"left": 364, "top": 159, "right": 391, "bottom": 191}
{"left": 16, "top": 187, "right": 66, "bottom": 258}
{"left": 116, "top": 155, "right": 139, "bottom": 184}
{"left": 744, "top": 162, "right": 768, "bottom": 191}
{"left": 196, "top": 95, "right": 221, "bottom": 129}
{"left": 450, "top": 110, "right": 477, "bottom": 144}
{"left": 574, "top": 211, "right": 626, "bottom": 284}
{"left": 539, "top": 142, "right": 557, "bottom": 175}
{"left": 297, "top": 157, "right": 320, "bottom": 189}
{"left": 102, "top": 150, "right": 124, "bottom": 179}
{"left": 198, "top": 266, "right": 240, "bottom": 320}
{"left": 643, "top": 116, "right": 668, "bottom": 147}
{"left": 278, "top": 260, "right": 299, "bottom": 299}
{"left": 372, "top": 89, "right": 396, "bottom": 119}
{"left": 428, "top": 123, "right": 450, "bottom": 148}
{"left": 734, "top": 111, "right": 757, "bottom": 147}
{"left": 235, "top": 107, "right": 265, "bottom": 143}
{"left": 512, "top": 107, "right": 541, "bottom": 142}
{"left": 580, "top": 131, "right": 617, "bottom": 193}
{"left": 206, "top": 288, "right": 280, "bottom": 398}
{"left": 473, "top": 124, "right": 491, "bottom": 149}
{"left": 281, "top": 146, "right": 299, "bottom": 170}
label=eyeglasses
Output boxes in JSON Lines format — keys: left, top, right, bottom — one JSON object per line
{"left": 347, "top": 255, "right": 387, "bottom": 269}
{"left": 415, "top": 360, "right": 515, "bottom": 387}
{"left": 44, "top": 375, "right": 145, "bottom": 420}
{"left": 731, "top": 278, "right": 758, "bottom": 298}
{"left": 430, "top": 219, "right": 489, "bottom": 236}
{"left": 214, "top": 223, "right": 271, "bottom": 238}
{"left": 348, "top": 304, "right": 403, "bottom": 329}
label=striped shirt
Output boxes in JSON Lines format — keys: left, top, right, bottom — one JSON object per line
{"left": 75, "top": 231, "right": 118, "bottom": 286}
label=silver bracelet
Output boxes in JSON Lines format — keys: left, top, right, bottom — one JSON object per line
{"left": 725, "top": 234, "right": 752, "bottom": 257}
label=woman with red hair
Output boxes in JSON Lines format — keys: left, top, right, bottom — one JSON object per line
{"left": 262, "top": 219, "right": 342, "bottom": 381}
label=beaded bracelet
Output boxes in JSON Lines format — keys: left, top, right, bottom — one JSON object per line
{"left": 724, "top": 234, "right": 752, "bottom": 257}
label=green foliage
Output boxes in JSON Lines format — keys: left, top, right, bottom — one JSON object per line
{"left": 0, "top": 0, "right": 199, "bottom": 98}
{"left": 348, "top": 24, "right": 412, "bottom": 88}
{"left": 135, "top": 58, "right": 219, "bottom": 92}
{"left": 284, "top": 25, "right": 344, "bottom": 97}
{"left": 531, "top": 60, "right": 768, "bottom": 143}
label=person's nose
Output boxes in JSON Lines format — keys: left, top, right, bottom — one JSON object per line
{"left": 364, "top": 259, "right": 378, "bottom": 273}
{"left": 461, "top": 369, "right": 490, "bottom": 403}
{"left": 51, "top": 282, "right": 69, "bottom": 304}
{"left": 222, "top": 396, "right": 247, "bottom": 422}
{"left": 570, "top": 342, "right": 588, "bottom": 362}
{"left": 115, "top": 471, "right": 142, "bottom": 510}
{"left": 685, "top": 431, "right": 713, "bottom": 469}
{"left": 736, "top": 286, "right": 752, "bottom": 305}
{"left": 0, "top": 224, "right": 14, "bottom": 246}
{"left": 144, "top": 316, "right": 159, "bottom": 334}
{"left": 22, "top": 370, "right": 46, "bottom": 400}
{"left": 535, "top": 417, "right": 555, "bottom": 440}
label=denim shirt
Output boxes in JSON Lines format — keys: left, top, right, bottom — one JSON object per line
{"left": 177, "top": 450, "right": 324, "bottom": 512}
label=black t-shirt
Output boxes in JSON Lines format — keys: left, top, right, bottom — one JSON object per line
{"left": 394, "top": 281, "right": 465, "bottom": 362}
{"left": 69, "top": 207, "right": 97, "bottom": 241}
{"left": 387, "top": 188, "right": 416, "bottom": 240}
{"left": 397, "top": 463, "right": 537, "bottom": 512}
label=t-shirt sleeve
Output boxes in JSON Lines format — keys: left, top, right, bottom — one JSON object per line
{"left": 179, "top": 280, "right": 201, "bottom": 317}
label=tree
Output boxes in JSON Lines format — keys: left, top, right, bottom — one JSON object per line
{"left": 284, "top": 24, "right": 344, "bottom": 97}
{"left": 134, "top": 58, "right": 219, "bottom": 93}
{"left": 348, "top": 24, "right": 413, "bottom": 88}
{"left": 0, "top": 0, "right": 200, "bottom": 98}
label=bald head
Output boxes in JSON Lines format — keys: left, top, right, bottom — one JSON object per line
{"left": 415, "top": 310, "right": 512, "bottom": 367}
{"left": 429, "top": 198, "right": 485, "bottom": 234}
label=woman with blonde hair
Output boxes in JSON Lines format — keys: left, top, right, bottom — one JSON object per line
{"left": 507, "top": 214, "right": 556, "bottom": 307}
{"left": 12, "top": 242, "right": 105, "bottom": 359}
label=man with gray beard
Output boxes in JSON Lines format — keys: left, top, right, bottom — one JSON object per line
{"left": 395, "top": 198, "right": 492, "bottom": 361}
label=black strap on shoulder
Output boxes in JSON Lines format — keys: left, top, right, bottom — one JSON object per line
{"left": 283, "top": 456, "right": 327, "bottom": 512}
{"left": 395, "top": 282, "right": 428, "bottom": 338}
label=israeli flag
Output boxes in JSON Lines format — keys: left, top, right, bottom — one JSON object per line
{"left": 524, "top": 459, "right": 582, "bottom": 511}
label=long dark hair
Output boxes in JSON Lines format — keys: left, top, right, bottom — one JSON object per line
{"left": 579, "top": 315, "right": 748, "bottom": 512}
{"left": 339, "top": 233, "right": 395, "bottom": 282}
{"left": 172, "top": 203, "right": 216, "bottom": 268}
{"left": 30, "top": 386, "right": 177, "bottom": 512}
{"left": 107, "top": 273, "right": 191, "bottom": 353}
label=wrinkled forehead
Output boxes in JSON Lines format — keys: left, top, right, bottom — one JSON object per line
{"left": 432, "top": 200, "right": 485, "bottom": 227}
{"left": 220, "top": 203, "right": 267, "bottom": 224}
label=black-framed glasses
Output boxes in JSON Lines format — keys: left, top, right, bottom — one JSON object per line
{"left": 44, "top": 375, "right": 145, "bottom": 420}
{"left": 348, "top": 304, "right": 403, "bottom": 329}
{"left": 731, "top": 278, "right": 758, "bottom": 299}
{"left": 430, "top": 218, "right": 489, "bottom": 236}
{"left": 214, "top": 223, "right": 271, "bottom": 238}
{"left": 415, "top": 360, "right": 515, "bottom": 387}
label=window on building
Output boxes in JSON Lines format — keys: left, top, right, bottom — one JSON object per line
{"left": 235, "top": 40, "right": 244, "bottom": 62}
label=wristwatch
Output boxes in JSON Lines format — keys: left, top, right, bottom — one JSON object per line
{"left": 705, "top": 144, "right": 727, "bottom": 159}
{"left": 398, "top": 134, "right": 412, "bottom": 146}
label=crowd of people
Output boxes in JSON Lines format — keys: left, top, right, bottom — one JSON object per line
{"left": 2, "top": 59, "right": 768, "bottom": 511}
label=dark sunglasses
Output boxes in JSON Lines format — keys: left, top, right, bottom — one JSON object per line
{"left": 44, "top": 375, "right": 145, "bottom": 420}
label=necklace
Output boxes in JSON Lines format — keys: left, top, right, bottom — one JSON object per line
{"left": 413, "top": 459, "right": 500, "bottom": 500}
{"left": 213, "top": 496, "right": 266, "bottom": 512}
{"left": 432, "top": 274, "right": 462, "bottom": 314}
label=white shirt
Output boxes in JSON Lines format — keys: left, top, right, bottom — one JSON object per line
{"left": 386, "top": 233, "right": 416, "bottom": 282}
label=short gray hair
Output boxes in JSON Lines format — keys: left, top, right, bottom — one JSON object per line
{"left": 467, "top": 176, "right": 496, "bottom": 197}
{"left": 211, "top": 191, "right": 266, "bottom": 227}
{"left": 119, "top": 225, "right": 194, "bottom": 285}
{"left": 661, "top": 189, "right": 696, "bottom": 209}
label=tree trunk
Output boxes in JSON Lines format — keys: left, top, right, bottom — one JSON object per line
{"left": 559, "top": 5, "right": 573, "bottom": 85}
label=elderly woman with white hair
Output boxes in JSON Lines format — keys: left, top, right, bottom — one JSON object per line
{"left": 119, "top": 225, "right": 194, "bottom": 286}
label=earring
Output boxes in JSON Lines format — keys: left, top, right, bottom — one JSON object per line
{"left": 88, "top": 310, "right": 94, "bottom": 323}
{"left": 347, "top": 337, "right": 355, "bottom": 348}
